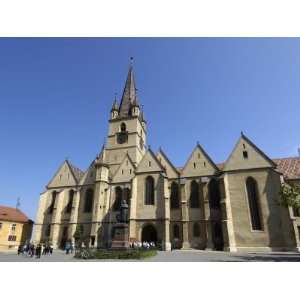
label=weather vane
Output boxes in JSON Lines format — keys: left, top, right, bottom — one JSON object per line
{"left": 16, "top": 197, "right": 20, "bottom": 210}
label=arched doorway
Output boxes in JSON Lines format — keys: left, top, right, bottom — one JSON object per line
{"left": 141, "top": 224, "right": 157, "bottom": 243}
{"left": 212, "top": 222, "right": 224, "bottom": 251}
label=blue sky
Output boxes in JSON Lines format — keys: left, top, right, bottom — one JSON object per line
{"left": 0, "top": 38, "right": 299, "bottom": 219}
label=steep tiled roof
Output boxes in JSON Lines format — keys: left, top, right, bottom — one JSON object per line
{"left": 0, "top": 206, "right": 30, "bottom": 223}
{"left": 176, "top": 157, "right": 300, "bottom": 179}
{"left": 273, "top": 157, "right": 300, "bottom": 180}
{"left": 119, "top": 65, "right": 137, "bottom": 117}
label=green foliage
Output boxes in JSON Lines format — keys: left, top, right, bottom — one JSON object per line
{"left": 74, "top": 249, "right": 157, "bottom": 260}
{"left": 73, "top": 224, "right": 83, "bottom": 240}
{"left": 279, "top": 183, "right": 300, "bottom": 209}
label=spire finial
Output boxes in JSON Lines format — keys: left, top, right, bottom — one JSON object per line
{"left": 130, "top": 56, "right": 134, "bottom": 66}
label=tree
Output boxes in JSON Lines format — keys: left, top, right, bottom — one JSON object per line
{"left": 279, "top": 183, "right": 300, "bottom": 209}
{"left": 73, "top": 224, "right": 84, "bottom": 247}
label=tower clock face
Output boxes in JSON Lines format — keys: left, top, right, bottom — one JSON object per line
{"left": 139, "top": 137, "right": 144, "bottom": 150}
{"left": 117, "top": 132, "right": 128, "bottom": 144}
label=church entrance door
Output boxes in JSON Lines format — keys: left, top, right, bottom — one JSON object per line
{"left": 141, "top": 224, "right": 157, "bottom": 243}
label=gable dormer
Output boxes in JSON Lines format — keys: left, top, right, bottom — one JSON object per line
{"left": 223, "top": 133, "right": 276, "bottom": 172}
{"left": 136, "top": 148, "right": 164, "bottom": 174}
{"left": 79, "top": 161, "right": 96, "bottom": 186}
{"left": 181, "top": 143, "right": 219, "bottom": 178}
{"left": 47, "top": 160, "right": 79, "bottom": 188}
{"left": 112, "top": 153, "right": 136, "bottom": 183}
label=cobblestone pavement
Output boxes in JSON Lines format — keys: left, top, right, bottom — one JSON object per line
{"left": 1, "top": 249, "right": 300, "bottom": 262}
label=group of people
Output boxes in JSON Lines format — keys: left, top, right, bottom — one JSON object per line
{"left": 129, "top": 241, "right": 156, "bottom": 249}
{"left": 18, "top": 243, "right": 54, "bottom": 258}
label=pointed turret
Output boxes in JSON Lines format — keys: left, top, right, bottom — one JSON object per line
{"left": 110, "top": 95, "right": 119, "bottom": 119}
{"left": 131, "top": 93, "right": 140, "bottom": 117}
{"left": 119, "top": 62, "right": 137, "bottom": 118}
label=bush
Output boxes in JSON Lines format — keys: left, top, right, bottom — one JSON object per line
{"left": 74, "top": 248, "right": 157, "bottom": 260}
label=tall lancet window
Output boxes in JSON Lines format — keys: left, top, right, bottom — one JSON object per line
{"left": 190, "top": 180, "right": 200, "bottom": 208}
{"left": 117, "top": 122, "right": 128, "bottom": 144}
{"left": 246, "top": 177, "right": 263, "bottom": 230}
{"left": 84, "top": 188, "right": 94, "bottom": 213}
{"left": 170, "top": 182, "right": 180, "bottom": 209}
{"left": 145, "top": 176, "right": 155, "bottom": 205}
{"left": 66, "top": 190, "right": 74, "bottom": 213}
{"left": 113, "top": 186, "right": 123, "bottom": 211}
{"left": 48, "top": 191, "right": 57, "bottom": 214}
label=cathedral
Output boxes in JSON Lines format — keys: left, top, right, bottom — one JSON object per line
{"left": 33, "top": 64, "right": 300, "bottom": 252}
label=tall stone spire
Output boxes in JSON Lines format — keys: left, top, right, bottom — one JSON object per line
{"left": 119, "top": 60, "right": 137, "bottom": 117}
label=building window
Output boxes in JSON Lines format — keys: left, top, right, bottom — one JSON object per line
{"left": 113, "top": 186, "right": 123, "bottom": 211}
{"left": 120, "top": 123, "right": 126, "bottom": 132}
{"left": 190, "top": 180, "right": 200, "bottom": 208}
{"left": 173, "top": 224, "right": 180, "bottom": 239}
{"left": 293, "top": 207, "right": 300, "bottom": 217}
{"left": 84, "top": 188, "right": 94, "bottom": 213}
{"left": 66, "top": 190, "right": 74, "bottom": 213}
{"left": 243, "top": 151, "right": 248, "bottom": 159}
{"left": 48, "top": 191, "right": 57, "bottom": 214}
{"left": 208, "top": 178, "right": 221, "bottom": 209}
{"left": 11, "top": 224, "right": 16, "bottom": 232}
{"left": 45, "top": 224, "right": 51, "bottom": 237}
{"left": 8, "top": 235, "right": 17, "bottom": 241}
{"left": 145, "top": 176, "right": 155, "bottom": 205}
{"left": 246, "top": 177, "right": 263, "bottom": 230}
{"left": 170, "top": 182, "right": 180, "bottom": 209}
{"left": 62, "top": 226, "right": 68, "bottom": 237}
{"left": 124, "top": 187, "right": 131, "bottom": 206}
{"left": 193, "top": 223, "right": 200, "bottom": 237}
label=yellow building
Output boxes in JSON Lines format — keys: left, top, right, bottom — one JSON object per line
{"left": 0, "top": 206, "right": 33, "bottom": 251}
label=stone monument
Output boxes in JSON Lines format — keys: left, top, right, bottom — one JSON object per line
{"left": 110, "top": 199, "right": 130, "bottom": 249}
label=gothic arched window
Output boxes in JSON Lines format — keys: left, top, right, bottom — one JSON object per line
{"left": 45, "top": 224, "right": 51, "bottom": 237}
{"left": 170, "top": 182, "right": 180, "bottom": 209}
{"left": 113, "top": 186, "right": 123, "bottom": 211}
{"left": 246, "top": 177, "right": 262, "bottom": 230}
{"left": 117, "top": 123, "right": 128, "bottom": 144}
{"left": 120, "top": 123, "right": 126, "bottom": 132}
{"left": 190, "top": 180, "right": 200, "bottom": 208}
{"left": 124, "top": 187, "right": 131, "bottom": 206}
{"left": 48, "top": 191, "right": 57, "bottom": 214}
{"left": 173, "top": 224, "right": 180, "bottom": 239}
{"left": 84, "top": 188, "right": 94, "bottom": 213}
{"left": 66, "top": 189, "right": 74, "bottom": 213}
{"left": 208, "top": 178, "right": 221, "bottom": 209}
{"left": 193, "top": 223, "right": 200, "bottom": 237}
{"left": 145, "top": 176, "right": 155, "bottom": 205}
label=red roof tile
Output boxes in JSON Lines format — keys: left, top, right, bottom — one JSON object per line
{"left": 273, "top": 157, "right": 300, "bottom": 180}
{"left": 0, "top": 205, "right": 30, "bottom": 223}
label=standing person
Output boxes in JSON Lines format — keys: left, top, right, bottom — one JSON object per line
{"left": 36, "top": 244, "right": 41, "bottom": 259}
{"left": 49, "top": 245, "right": 53, "bottom": 255}
{"left": 17, "top": 245, "right": 22, "bottom": 255}
{"left": 65, "top": 242, "right": 70, "bottom": 255}
{"left": 70, "top": 242, "right": 74, "bottom": 254}
{"left": 30, "top": 244, "right": 35, "bottom": 258}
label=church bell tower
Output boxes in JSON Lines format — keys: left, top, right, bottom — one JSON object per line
{"left": 105, "top": 62, "right": 147, "bottom": 172}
